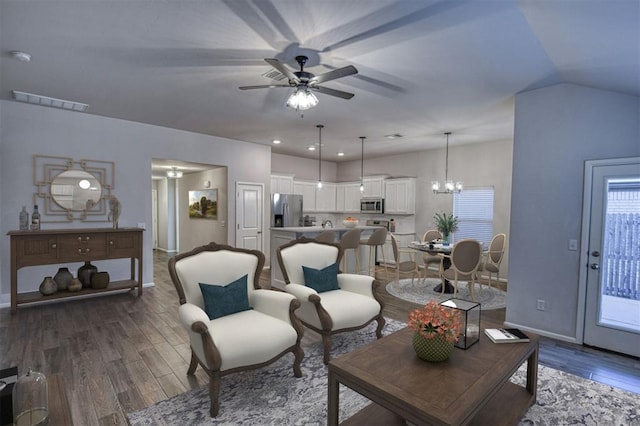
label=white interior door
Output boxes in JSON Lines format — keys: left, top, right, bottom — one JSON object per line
{"left": 236, "top": 182, "right": 264, "bottom": 251}
{"left": 581, "top": 157, "right": 640, "bottom": 357}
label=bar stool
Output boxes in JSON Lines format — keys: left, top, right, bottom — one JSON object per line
{"left": 360, "top": 228, "right": 388, "bottom": 278}
{"left": 339, "top": 229, "right": 361, "bottom": 274}
{"left": 316, "top": 230, "right": 336, "bottom": 243}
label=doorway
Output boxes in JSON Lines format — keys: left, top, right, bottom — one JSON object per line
{"left": 580, "top": 157, "right": 640, "bottom": 357}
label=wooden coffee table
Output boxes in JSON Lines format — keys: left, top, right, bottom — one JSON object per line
{"left": 328, "top": 327, "right": 538, "bottom": 425}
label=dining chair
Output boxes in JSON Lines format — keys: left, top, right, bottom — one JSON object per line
{"left": 390, "top": 233, "right": 421, "bottom": 284}
{"left": 421, "top": 229, "right": 443, "bottom": 274}
{"left": 339, "top": 228, "right": 361, "bottom": 274}
{"left": 439, "top": 239, "right": 483, "bottom": 301}
{"left": 360, "top": 228, "right": 388, "bottom": 278}
{"left": 477, "top": 233, "right": 506, "bottom": 290}
{"left": 315, "top": 230, "right": 336, "bottom": 243}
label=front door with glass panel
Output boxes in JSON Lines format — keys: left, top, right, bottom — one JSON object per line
{"left": 583, "top": 158, "right": 640, "bottom": 357}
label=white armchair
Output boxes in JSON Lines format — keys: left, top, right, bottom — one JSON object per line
{"left": 276, "top": 238, "right": 385, "bottom": 364}
{"left": 168, "top": 243, "right": 304, "bottom": 417}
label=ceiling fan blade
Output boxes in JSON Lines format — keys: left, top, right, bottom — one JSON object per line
{"left": 239, "top": 84, "right": 291, "bottom": 90}
{"left": 264, "top": 58, "right": 299, "bottom": 82}
{"left": 311, "top": 65, "right": 358, "bottom": 84}
{"left": 311, "top": 86, "right": 355, "bottom": 99}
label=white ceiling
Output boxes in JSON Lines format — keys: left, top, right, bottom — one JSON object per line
{"left": 1, "top": 0, "right": 638, "bottom": 162}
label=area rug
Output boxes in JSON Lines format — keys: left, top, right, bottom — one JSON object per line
{"left": 127, "top": 319, "right": 639, "bottom": 426}
{"left": 386, "top": 277, "right": 507, "bottom": 310}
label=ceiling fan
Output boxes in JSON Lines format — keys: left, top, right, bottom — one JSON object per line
{"left": 239, "top": 55, "right": 358, "bottom": 104}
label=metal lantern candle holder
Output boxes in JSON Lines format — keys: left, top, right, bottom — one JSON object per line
{"left": 440, "top": 298, "right": 481, "bottom": 349}
{"left": 12, "top": 368, "right": 49, "bottom": 426}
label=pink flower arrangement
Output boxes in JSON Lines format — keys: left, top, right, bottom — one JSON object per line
{"left": 408, "top": 300, "right": 462, "bottom": 343}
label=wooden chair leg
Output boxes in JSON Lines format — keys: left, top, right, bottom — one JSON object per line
{"left": 321, "top": 333, "right": 332, "bottom": 365}
{"left": 209, "top": 372, "right": 221, "bottom": 417}
{"left": 375, "top": 315, "right": 385, "bottom": 339}
{"left": 292, "top": 345, "right": 304, "bottom": 377}
{"left": 355, "top": 248, "right": 361, "bottom": 274}
{"left": 187, "top": 350, "right": 198, "bottom": 375}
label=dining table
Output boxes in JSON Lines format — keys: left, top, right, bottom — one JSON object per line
{"left": 408, "top": 241, "right": 455, "bottom": 293}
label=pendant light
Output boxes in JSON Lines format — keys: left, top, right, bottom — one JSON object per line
{"left": 359, "top": 136, "right": 366, "bottom": 193}
{"left": 432, "top": 132, "right": 462, "bottom": 194}
{"left": 316, "top": 124, "right": 324, "bottom": 189}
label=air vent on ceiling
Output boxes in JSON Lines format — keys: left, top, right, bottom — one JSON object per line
{"left": 261, "top": 69, "right": 287, "bottom": 81}
{"left": 11, "top": 90, "right": 89, "bottom": 112}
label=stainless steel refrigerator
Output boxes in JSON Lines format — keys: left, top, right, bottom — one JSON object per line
{"left": 271, "top": 194, "right": 303, "bottom": 227}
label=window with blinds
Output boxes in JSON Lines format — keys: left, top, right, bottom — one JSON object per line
{"left": 452, "top": 187, "right": 494, "bottom": 247}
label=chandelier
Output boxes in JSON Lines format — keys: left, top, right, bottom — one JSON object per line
{"left": 286, "top": 86, "right": 318, "bottom": 111}
{"left": 432, "top": 132, "right": 462, "bottom": 194}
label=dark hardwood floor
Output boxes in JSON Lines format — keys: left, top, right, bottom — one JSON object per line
{"left": 1, "top": 250, "right": 638, "bottom": 424}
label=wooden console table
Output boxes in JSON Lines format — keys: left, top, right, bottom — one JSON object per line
{"left": 7, "top": 227, "right": 143, "bottom": 314}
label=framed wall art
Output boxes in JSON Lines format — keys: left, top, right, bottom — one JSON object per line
{"left": 189, "top": 189, "right": 217, "bottom": 219}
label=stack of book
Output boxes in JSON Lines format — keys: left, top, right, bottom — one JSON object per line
{"left": 484, "top": 328, "right": 530, "bottom": 343}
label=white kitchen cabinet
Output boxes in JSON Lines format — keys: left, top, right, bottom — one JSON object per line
{"left": 385, "top": 178, "right": 416, "bottom": 214}
{"left": 316, "top": 183, "right": 337, "bottom": 212}
{"left": 270, "top": 174, "right": 294, "bottom": 194}
{"left": 293, "top": 180, "right": 317, "bottom": 212}
{"left": 337, "top": 182, "right": 362, "bottom": 213}
{"left": 363, "top": 176, "right": 386, "bottom": 198}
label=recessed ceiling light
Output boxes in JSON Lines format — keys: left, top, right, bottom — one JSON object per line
{"left": 337, "top": 152, "right": 345, "bottom": 157}
{"left": 11, "top": 90, "right": 88, "bottom": 112}
{"left": 10, "top": 51, "right": 31, "bottom": 62}
{"left": 272, "top": 139, "right": 281, "bottom": 144}
{"left": 308, "top": 146, "right": 316, "bottom": 151}
{"left": 384, "top": 133, "right": 404, "bottom": 139}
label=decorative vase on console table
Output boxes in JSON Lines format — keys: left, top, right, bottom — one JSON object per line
{"left": 77, "top": 261, "right": 97, "bottom": 288}
{"left": 408, "top": 300, "right": 461, "bottom": 362}
{"left": 68, "top": 278, "right": 82, "bottom": 292}
{"left": 91, "top": 271, "right": 110, "bottom": 289}
{"left": 39, "top": 277, "right": 57, "bottom": 296}
{"left": 53, "top": 267, "right": 73, "bottom": 291}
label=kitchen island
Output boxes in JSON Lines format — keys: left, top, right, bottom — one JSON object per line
{"left": 270, "top": 226, "right": 384, "bottom": 289}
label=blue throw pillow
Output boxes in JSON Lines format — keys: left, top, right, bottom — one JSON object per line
{"left": 199, "top": 274, "right": 252, "bottom": 320}
{"left": 302, "top": 263, "right": 340, "bottom": 293}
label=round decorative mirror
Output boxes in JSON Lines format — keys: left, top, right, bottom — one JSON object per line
{"left": 51, "top": 170, "right": 102, "bottom": 211}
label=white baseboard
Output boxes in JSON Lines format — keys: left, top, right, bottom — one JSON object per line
{"left": 502, "top": 320, "right": 578, "bottom": 344}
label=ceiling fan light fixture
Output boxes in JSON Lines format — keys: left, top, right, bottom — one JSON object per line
{"left": 286, "top": 87, "right": 318, "bottom": 111}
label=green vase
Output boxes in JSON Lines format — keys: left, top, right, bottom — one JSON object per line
{"left": 412, "top": 332, "right": 454, "bottom": 362}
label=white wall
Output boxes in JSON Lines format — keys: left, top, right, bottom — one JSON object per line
{"left": 177, "top": 168, "right": 228, "bottom": 252}
{"left": 272, "top": 152, "right": 337, "bottom": 182}
{"left": 507, "top": 83, "right": 640, "bottom": 340}
{"left": 0, "top": 101, "right": 271, "bottom": 303}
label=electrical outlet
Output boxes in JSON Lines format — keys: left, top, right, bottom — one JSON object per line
{"left": 536, "top": 299, "right": 546, "bottom": 311}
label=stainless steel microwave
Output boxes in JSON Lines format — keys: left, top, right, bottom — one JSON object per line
{"left": 360, "top": 198, "right": 384, "bottom": 214}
